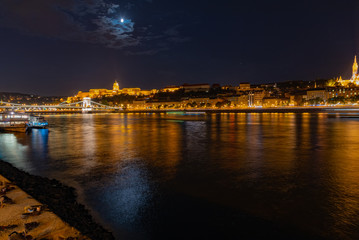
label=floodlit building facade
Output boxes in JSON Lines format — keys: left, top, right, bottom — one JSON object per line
{"left": 67, "top": 81, "right": 156, "bottom": 102}
{"left": 335, "top": 56, "right": 359, "bottom": 86}
{"left": 307, "top": 89, "right": 328, "bottom": 101}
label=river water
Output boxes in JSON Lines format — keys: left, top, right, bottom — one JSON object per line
{"left": 0, "top": 112, "right": 359, "bottom": 239}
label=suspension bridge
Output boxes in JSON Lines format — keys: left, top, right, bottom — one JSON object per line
{"left": 0, "top": 97, "right": 122, "bottom": 113}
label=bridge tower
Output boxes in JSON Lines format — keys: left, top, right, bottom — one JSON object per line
{"left": 82, "top": 97, "right": 92, "bottom": 112}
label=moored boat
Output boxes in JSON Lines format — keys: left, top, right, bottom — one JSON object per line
{"left": 0, "top": 125, "right": 28, "bottom": 132}
{"left": 28, "top": 115, "right": 48, "bottom": 129}
{"left": 0, "top": 111, "right": 29, "bottom": 133}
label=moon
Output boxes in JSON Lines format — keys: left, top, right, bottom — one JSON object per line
{"left": 120, "top": 18, "right": 124, "bottom": 23}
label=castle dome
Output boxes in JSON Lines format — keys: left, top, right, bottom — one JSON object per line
{"left": 113, "top": 81, "right": 119, "bottom": 91}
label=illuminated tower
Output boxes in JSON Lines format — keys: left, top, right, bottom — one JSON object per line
{"left": 352, "top": 56, "right": 358, "bottom": 80}
{"left": 113, "top": 81, "right": 119, "bottom": 91}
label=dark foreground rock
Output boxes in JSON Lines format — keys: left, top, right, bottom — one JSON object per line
{"left": 0, "top": 159, "right": 114, "bottom": 240}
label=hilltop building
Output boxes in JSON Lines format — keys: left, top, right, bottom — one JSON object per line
{"left": 67, "top": 80, "right": 157, "bottom": 103}
{"left": 161, "top": 86, "right": 181, "bottom": 92}
{"left": 335, "top": 56, "right": 359, "bottom": 86}
{"left": 113, "top": 81, "right": 120, "bottom": 92}
{"left": 239, "top": 82, "right": 251, "bottom": 90}
{"left": 181, "top": 83, "right": 211, "bottom": 92}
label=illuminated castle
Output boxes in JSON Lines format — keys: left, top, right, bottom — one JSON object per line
{"left": 67, "top": 80, "right": 158, "bottom": 103}
{"left": 336, "top": 56, "right": 359, "bottom": 86}
{"left": 113, "top": 81, "right": 119, "bottom": 92}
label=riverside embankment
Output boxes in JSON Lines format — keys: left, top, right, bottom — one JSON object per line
{"left": 0, "top": 160, "right": 114, "bottom": 240}
{"left": 122, "top": 106, "right": 359, "bottom": 114}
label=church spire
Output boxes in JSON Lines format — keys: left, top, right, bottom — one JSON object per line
{"left": 353, "top": 55, "right": 358, "bottom": 79}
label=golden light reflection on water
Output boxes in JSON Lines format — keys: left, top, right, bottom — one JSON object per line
{"left": 53, "top": 113, "right": 185, "bottom": 180}
{"left": 1, "top": 113, "right": 359, "bottom": 239}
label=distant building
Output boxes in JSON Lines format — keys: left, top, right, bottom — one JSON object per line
{"left": 228, "top": 95, "right": 249, "bottom": 107}
{"left": 221, "top": 85, "right": 236, "bottom": 91}
{"left": 122, "top": 88, "right": 141, "bottom": 95}
{"left": 140, "top": 89, "right": 158, "bottom": 96}
{"left": 307, "top": 88, "right": 328, "bottom": 101}
{"left": 289, "top": 95, "right": 295, "bottom": 106}
{"left": 248, "top": 90, "right": 266, "bottom": 106}
{"left": 181, "top": 83, "right": 210, "bottom": 92}
{"left": 67, "top": 81, "right": 155, "bottom": 102}
{"left": 239, "top": 82, "right": 251, "bottom": 90}
{"left": 187, "top": 98, "right": 222, "bottom": 106}
{"left": 146, "top": 100, "right": 183, "bottom": 109}
{"left": 162, "top": 86, "right": 180, "bottom": 92}
{"left": 327, "top": 87, "right": 359, "bottom": 98}
{"left": 131, "top": 100, "right": 147, "bottom": 109}
{"left": 334, "top": 56, "right": 359, "bottom": 86}
{"left": 262, "top": 97, "right": 290, "bottom": 107}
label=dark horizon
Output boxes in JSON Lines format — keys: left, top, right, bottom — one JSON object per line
{"left": 1, "top": 0, "right": 359, "bottom": 96}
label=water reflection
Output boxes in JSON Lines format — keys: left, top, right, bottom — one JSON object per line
{"left": 0, "top": 113, "right": 359, "bottom": 239}
{"left": 0, "top": 133, "right": 28, "bottom": 169}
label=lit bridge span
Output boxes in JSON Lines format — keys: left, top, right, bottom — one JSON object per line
{"left": 0, "top": 97, "right": 122, "bottom": 113}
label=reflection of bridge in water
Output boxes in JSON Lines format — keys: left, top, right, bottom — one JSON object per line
{"left": 0, "top": 97, "right": 122, "bottom": 113}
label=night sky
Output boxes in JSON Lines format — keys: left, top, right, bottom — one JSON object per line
{"left": 1, "top": 0, "right": 359, "bottom": 96}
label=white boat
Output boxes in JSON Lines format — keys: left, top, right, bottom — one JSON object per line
{"left": 0, "top": 111, "right": 29, "bottom": 133}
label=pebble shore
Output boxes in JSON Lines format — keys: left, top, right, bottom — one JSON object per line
{"left": 0, "top": 160, "right": 114, "bottom": 240}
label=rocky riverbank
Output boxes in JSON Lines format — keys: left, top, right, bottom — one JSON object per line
{"left": 0, "top": 160, "right": 114, "bottom": 240}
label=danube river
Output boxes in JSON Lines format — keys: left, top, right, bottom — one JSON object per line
{"left": 1, "top": 113, "right": 359, "bottom": 239}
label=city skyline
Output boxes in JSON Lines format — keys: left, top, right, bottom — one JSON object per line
{"left": 1, "top": 0, "right": 359, "bottom": 96}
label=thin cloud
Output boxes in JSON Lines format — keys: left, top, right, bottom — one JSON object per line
{"left": 0, "top": 0, "right": 190, "bottom": 54}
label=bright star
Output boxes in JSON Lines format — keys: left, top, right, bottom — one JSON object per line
{"left": 121, "top": 18, "right": 124, "bottom": 23}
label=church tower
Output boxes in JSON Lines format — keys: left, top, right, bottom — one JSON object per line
{"left": 113, "top": 80, "right": 119, "bottom": 91}
{"left": 352, "top": 56, "right": 358, "bottom": 79}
